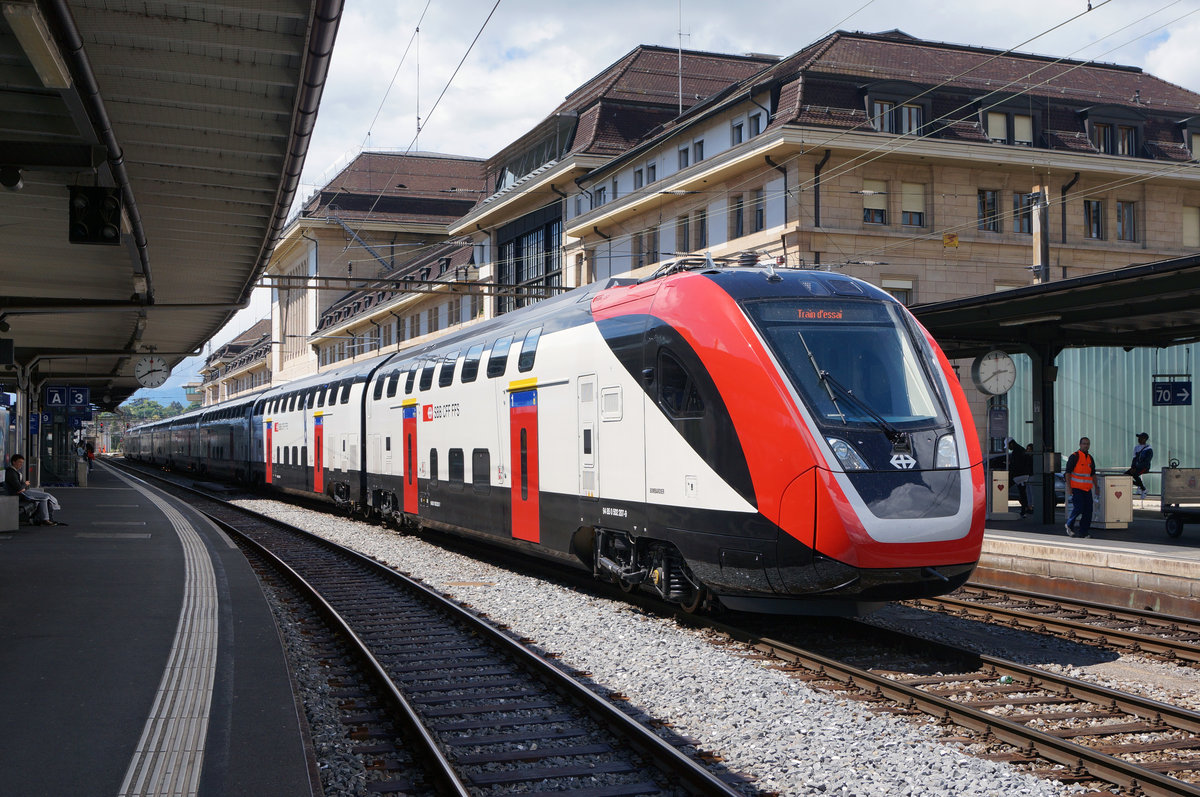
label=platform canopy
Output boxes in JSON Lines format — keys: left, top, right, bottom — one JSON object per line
{"left": 911, "top": 253, "right": 1200, "bottom": 360}
{"left": 0, "top": 0, "right": 342, "bottom": 409}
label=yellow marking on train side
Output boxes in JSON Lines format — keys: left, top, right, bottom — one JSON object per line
{"left": 507, "top": 377, "right": 538, "bottom": 392}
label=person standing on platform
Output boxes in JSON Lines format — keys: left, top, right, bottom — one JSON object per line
{"left": 86, "top": 442, "right": 95, "bottom": 472}
{"left": 1064, "top": 437, "right": 1098, "bottom": 538}
{"left": 1124, "top": 432, "right": 1153, "bottom": 498}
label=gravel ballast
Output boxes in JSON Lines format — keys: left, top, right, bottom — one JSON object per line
{"left": 229, "top": 498, "right": 1108, "bottom": 796}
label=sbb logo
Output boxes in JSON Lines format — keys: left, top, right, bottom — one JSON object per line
{"left": 423, "top": 405, "right": 434, "bottom": 422}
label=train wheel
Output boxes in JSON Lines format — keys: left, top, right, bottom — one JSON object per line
{"left": 1165, "top": 516, "right": 1184, "bottom": 538}
{"left": 679, "top": 585, "right": 707, "bottom": 614}
{"left": 617, "top": 576, "right": 638, "bottom": 594}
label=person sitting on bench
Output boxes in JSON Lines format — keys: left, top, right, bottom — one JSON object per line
{"left": 4, "top": 454, "right": 63, "bottom": 526}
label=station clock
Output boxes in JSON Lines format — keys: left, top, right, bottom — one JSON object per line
{"left": 970, "top": 350, "right": 1016, "bottom": 396}
{"left": 134, "top": 355, "right": 170, "bottom": 388}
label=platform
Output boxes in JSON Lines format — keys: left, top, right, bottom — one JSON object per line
{"left": 977, "top": 498, "right": 1200, "bottom": 617}
{"left": 0, "top": 463, "right": 315, "bottom": 797}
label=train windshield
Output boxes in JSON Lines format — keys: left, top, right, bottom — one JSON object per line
{"left": 743, "top": 298, "right": 946, "bottom": 429}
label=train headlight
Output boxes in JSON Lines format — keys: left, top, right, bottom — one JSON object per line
{"left": 935, "top": 434, "right": 958, "bottom": 468}
{"left": 826, "top": 437, "right": 868, "bottom": 471}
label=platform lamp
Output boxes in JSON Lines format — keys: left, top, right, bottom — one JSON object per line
{"left": 68, "top": 186, "right": 123, "bottom": 245}
{"left": 2, "top": 2, "right": 72, "bottom": 89}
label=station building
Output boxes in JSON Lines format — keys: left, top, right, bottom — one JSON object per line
{"left": 210, "top": 31, "right": 1200, "bottom": 472}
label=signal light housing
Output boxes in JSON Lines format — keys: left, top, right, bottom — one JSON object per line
{"left": 68, "top": 186, "right": 122, "bottom": 245}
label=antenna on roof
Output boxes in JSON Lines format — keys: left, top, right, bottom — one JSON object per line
{"left": 415, "top": 26, "right": 422, "bottom": 149}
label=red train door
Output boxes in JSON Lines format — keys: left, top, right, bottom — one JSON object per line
{"left": 402, "top": 399, "right": 418, "bottom": 514}
{"left": 509, "top": 387, "right": 540, "bottom": 543}
{"left": 313, "top": 414, "right": 324, "bottom": 495}
{"left": 265, "top": 421, "right": 273, "bottom": 484}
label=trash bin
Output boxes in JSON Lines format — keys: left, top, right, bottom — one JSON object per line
{"left": 1094, "top": 474, "right": 1132, "bottom": 529}
{"left": 988, "top": 469, "right": 1012, "bottom": 519}
{"left": 75, "top": 458, "right": 88, "bottom": 488}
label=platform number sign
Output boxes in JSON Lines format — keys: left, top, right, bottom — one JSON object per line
{"left": 45, "top": 386, "right": 67, "bottom": 407}
{"left": 69, "top": 387, "right": 90, "bottom": 407}
{"left": 1153, "top": 381, "right": 1192, "bottom": 406}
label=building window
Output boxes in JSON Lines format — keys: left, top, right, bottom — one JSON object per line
{"left": 1184, "top": 206, "right": 1200, "bottom": 248}
{"left": 575, "top": 195, "right": 583, "bottom": 216}
{"left": 862, "top": 179, "right": 887, "bottom": 225}
{"left": 753, "top": 188, "right": 765, "bottom": 232}
{"left": 693, "top": 140, "right": 704, "bottom": 163}
{"left": 1084, "top": 199, "right": 1104, "bottom": 239}
{"left": 678, "top": 147, "right": 689, "bottom": 170}
{"left": 676, "top": 215, "right": 690, "bottom": 254}
{"left": 749, "top": 113, "right": 762, "bottom": 137}
{"left": 1091, "top": 123, "right": 1112, "bottom": 153}
{"left": 899, "top": 105, "right": 922, "bottom": 134}
{"left": 881, "top": 278, "right": 914, "bottom": 305}
{"left": 694, "top": 208, "right": 707, "bottom": 250}
{"left": 986, "top": 111, "right": 1007, "bottom": 143}
{"left": 594, "top": 186, "right": 606, "bottom": 205}
{"left": 729, "top": 193, "right": 744, "bottom": 239}
{"left": 1014, "top": 114, "right": 1033, "bottom": 146}
{"left": 633, "top": 168, "right": 643, "bottom": 189}
{"left": 731, "top": 121, "right": 744, "bottom": 145}
{"left": 1117, "top": 126, "right": 1136, "bottom": 156}
{"left": 647, "top": 162, "right": 656, "bottom": 182}
{"left": 900, "top": 183, "right": 925, "bottom": 227}
{"left": 1014, "top": 193, "right": 1034, "bottom": 235}
{"left": 1117, "top": 201, "right": 1136, "bottom": 242}
{"left": 978, "top": 189, "right": 1000, "bottom": 232}
{"left": 872, "top": 100, "right": 894, "bottom": 133}
{"left": 645, "top": 226, "right": 659, "bottom": 264}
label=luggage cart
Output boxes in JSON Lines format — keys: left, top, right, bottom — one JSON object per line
{"left": 1160, "top": 467, "right": 1200, "bottom": 538}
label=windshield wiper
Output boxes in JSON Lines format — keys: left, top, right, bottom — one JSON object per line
{"left": 818, "top": 370, "right": 907, "bottom": 445}
{"left": 797, "top": 332, "right": 845, "bottom": 424}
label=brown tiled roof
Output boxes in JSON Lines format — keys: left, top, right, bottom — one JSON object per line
{"left": 303, "top": 151, "right": 486, "bottom": 224}
{"left": 1044, "top": 130, "right": 1099, "bottom": 153}
{"left": 802, "top": 31, "right": 1200, "bottom": 113}
{"left": 1145, "top": 140, "right": 1193, "bottom": 162}
{"left": 553, "top": 46, "right": 774, "bottom": 117}
{"left": 938, "top": 120, "right": 989, "bottom": 143}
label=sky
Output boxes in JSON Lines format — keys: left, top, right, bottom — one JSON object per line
{"left": 129, "top": 0, "right": 1200, "bottom": 406}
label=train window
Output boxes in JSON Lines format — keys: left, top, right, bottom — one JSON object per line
{"left": 519, "top": 428, "right": 528, "bottom": 500}
{"left": 340, "top": 381, "right": 351, "bottom": 404}
{"left": 316, "top": 386, "right": 326, "bottom": 408}
{"left": 307, "top": 389, "right": 316, "bottom": 409}
{"left": 517, "top": 327, "right": 542, "bottom": 372}
{"left": 419, "top": 362, "right": 435, "bottom": 391}
{"left": 462, "top": 343, "right": 484, "bottom": 383}
{"left": 283, "top": 447, "right": 289, "bottom": 465}
{"left": 286, "top": 394, "right": 295, "bottom": 412}
{"left": 438, "top": 351, "right": 459, "bottom": 388}
{"left": 429, "top": 448, "right": 438, "bottom": 486}
{"left": 583, "top": 428, "right": 593, "bottom": 455}
{"left": 385, "top": 437, "right": 391, "bottom": 451}
{"left": 405, "top": 363, "right": 419, "bottom": 394}
{"left": 386, "top": 369, "right": 400, "bottom": 398}
{"left": 487, "top": 335, "right": 513, "bottom": 378}
{"left": 472, "top": 449, "right": 491, "bottom": 494}
{"left": 373, "top": 374, "right": 385, "bottom": 401}
{"left": 448, "top": 448, "right": 464, "bottom": 487}
{"left": 301, "top": 446, "right": 307, "bottom": 466}
{"left": 657, "top": 350, "right": 705, "bottom": 418}
{"left": 292, "top": 445, "right": 298, "bottom": 465}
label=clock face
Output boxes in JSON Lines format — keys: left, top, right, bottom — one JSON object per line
{"left": 972, "top": 350, "right": 1016, "bottom": 395}
{"left": 134, "top": 355, "right": 170, "bottom": 388}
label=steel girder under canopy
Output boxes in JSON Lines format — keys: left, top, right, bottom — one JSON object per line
{"left": 0, "top": 0, "right": 343, "bottom": 409}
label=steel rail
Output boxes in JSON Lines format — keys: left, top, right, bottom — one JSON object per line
{"left": 921, "top": 588, "right": 1200, "bottom": 665}
{"left": 222, "top": 517, "right": 470, "bottom": 797}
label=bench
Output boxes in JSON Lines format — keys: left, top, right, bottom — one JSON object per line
{"left": 0, "top": 494, "right": 38, "bottom": 530}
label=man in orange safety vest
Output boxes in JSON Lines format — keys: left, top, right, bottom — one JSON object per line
{"left": 1064, "top": 437, "right": 1099, "bottom": 538}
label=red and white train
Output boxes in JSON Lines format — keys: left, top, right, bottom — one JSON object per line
{"left": 126, "top": 262, "right": 985, "bottom": 614}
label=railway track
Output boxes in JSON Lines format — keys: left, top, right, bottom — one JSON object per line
{"left": 916, "top": 585, "right": 1200, "bottom": 667}
{"left": 690, "top": 615, "right": 1200, "bottom": 797}
{"left": 112, "top": 462, "right": 746, "bottom": 796}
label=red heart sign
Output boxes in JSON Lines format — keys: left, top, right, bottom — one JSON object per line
{"left": 998, "top": 484, "right": 1005, "bottom": 491}
{"left": 1114, "top": 491, "right": 1122, "bottom": 498}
